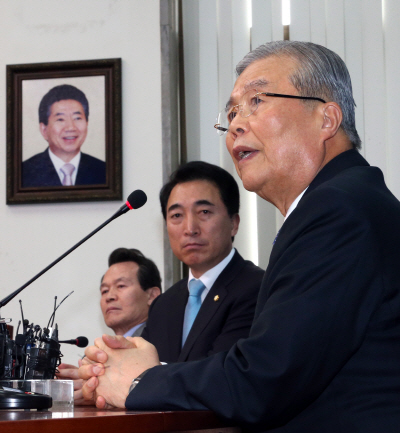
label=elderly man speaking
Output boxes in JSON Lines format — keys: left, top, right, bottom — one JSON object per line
{"left": 78, "top": 41, "right": 400, "bottom": 433}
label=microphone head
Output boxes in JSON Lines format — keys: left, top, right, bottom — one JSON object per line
{"left": 76, "top": 336, "right": 89, "bottom": 348}
{"left": 126, "top": 190, "right": 147, "bottom": 210}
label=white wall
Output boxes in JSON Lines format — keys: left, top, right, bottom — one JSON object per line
{"left": 0, "top": 0, "right": 164, "bottom": 363}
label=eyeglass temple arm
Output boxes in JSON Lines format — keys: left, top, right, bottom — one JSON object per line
{"left": 214, "top": 124, "right": 228, "bottom": 132}
{"left": 261, "top": 92, "right": 326, "bottom": 104}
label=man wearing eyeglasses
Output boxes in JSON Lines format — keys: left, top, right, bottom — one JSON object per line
{"left": 78, "top": 41, "right": 400, "bottom": 432}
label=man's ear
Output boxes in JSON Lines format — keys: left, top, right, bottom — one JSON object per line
{"left": 39, "top": 123, "right": 48, "bottom": 141}
{"left": 320, "top": 102, "right": 342, "bottom": 141}
{"left": 146, "top": 287, "right": 161, "bottom": 306}
{"left": 230, "top": 213, "right": 240, "bottom": 237}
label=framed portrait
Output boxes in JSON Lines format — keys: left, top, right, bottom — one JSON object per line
{"left": 6, "top": 58, "right": 122, "bottom": 204}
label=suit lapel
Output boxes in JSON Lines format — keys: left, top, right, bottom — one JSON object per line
{"left": 257, "top": 149, "right": 370, "bottom": 319}
{"left": 178, "top": 251, "right": 244, "bottom": 361}
{"left": 270, "top": 149, "right": 369, "bottom": 264}
{"left": 168, "top": 280, "right": 189, "bottom": 360}
{"left": 75, "top": 152, "right": 86, "bottom": 184}
{"left": 42, "top": 149, "right": 62, "bottom": 186}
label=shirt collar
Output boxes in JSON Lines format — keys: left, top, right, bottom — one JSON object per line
{"left": 284, "top": 187, "right": 308, "bottom": 222}
{"left": 188, "top": 248, "right": 235, "bottom": 291}
{"left": 123, "top": 322, "right": 146, "bottom": 338}
{"left": 48, "top": 147, "right": 81, "bottom": 171}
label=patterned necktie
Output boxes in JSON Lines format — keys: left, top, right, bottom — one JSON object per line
{"left": 60, "top": 163, "right": 75, "bottom": 186}
{"left": 182, "top": 279, "right": 206, "bottom": 347}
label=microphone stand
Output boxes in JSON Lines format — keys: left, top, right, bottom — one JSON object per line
{"left": 0, "top": 205, "right": 127, "bottom": 311}
{"left": 0, "top": 212, "right": 124, "bottom": 411}
{"left": 0, "top": 190, "right": 146, "bottom": 410}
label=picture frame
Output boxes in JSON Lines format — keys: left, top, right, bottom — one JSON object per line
{"left": 6, "top": 58, "right": 122, "bottom": 204}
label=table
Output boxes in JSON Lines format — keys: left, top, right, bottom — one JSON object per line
{"left": 0, "top": 406, "right": 240, "bottom": 433}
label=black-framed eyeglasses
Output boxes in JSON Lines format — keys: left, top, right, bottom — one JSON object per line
{"left": 214, "top": 88, "right": 326, "bottom": 135}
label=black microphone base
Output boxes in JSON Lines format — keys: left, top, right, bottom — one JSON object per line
{"left": 0, "top": 388, "right": 52, "bottom": 410}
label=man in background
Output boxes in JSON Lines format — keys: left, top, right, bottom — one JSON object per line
{"left": 141, "top": 161, "right": 264, "bottom": 362}
{"left": 57, "top": 247, "right": 161, "bottom": 403}
{"left": 101, "top": 248, "right": 161, "bottom": 337}
{"left": 22, "top": 84, "right": 106, "bottom": 187}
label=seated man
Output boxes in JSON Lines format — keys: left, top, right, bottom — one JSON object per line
{"left": 100, "top": 248, "right": 161, "bottom": 337}
{"left": 79, "top": 41, "right": 400, "bottom": 431}
{"left": 22, "top": 84, "right": 106, "bottom": 187}
{"left": 57, "top": 247, "right": 161, "bottom": 402}
{"left": 141, "top": 161, "right": 264, "bottom": 362}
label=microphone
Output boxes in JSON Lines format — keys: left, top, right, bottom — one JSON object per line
{"left": 0, "top": 190, "right": 147, "bottom": 310}
{"left": 113, "top": 190, "right": 148, "bottom": 218}
{"left": 59, "top": 336, "right": 88, "bottom": 348}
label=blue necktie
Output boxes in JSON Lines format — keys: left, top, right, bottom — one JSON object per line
{"left": 273, "top": 229, "right": 280, "bottom": 245}
{"left": 182, "top": 279, "right": 206, "bottom": 346}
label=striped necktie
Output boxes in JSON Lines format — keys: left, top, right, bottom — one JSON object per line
{"left": 60, "top": 163, "right": 75, "bottom": 186}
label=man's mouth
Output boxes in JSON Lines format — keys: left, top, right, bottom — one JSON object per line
{"left": 238, "top": 151, "right": 253, "bottom": 160}
{"left": 183, "top": 243, "right": 204, "bottom": 249}
{"left": 233, "top": 145, "right": 257, "bottom": 162}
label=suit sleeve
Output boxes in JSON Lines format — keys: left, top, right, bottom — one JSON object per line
{"left": 126, "top": 186, "right": 384, "bottom": 429}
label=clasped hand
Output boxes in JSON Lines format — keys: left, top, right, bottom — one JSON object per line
{"left": 56, "top": 359, "right": 93, "bottom": 406}
{"left": 77, "top": 335, "right": 160, "bottom": 409}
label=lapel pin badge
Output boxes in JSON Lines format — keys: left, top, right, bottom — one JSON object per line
{"left": 214, "top": 295, "right": 220, "bottom": 302}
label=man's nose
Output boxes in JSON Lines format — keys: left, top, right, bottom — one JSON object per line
{"left": 106, "top": 288, "right": 117, "bottom": 301}
{"left": 229, "top": 113, "right": 249, "bottom": 138}
{"left": 65, "top": 117, "right": 77, "bottom": 130}
{"left": 184, "top": 215, "right": 200, "bottom": 236}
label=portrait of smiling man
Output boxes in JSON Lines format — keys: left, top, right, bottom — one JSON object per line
{"left": 21, "top": 84, "right": 106, "bottom": 188}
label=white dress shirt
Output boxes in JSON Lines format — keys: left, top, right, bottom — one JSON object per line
{"left": 284, "top": 188, "right": 308, "bottom": 222}
{"left": 187, "top": 247, "right": 235, "bottom": 303}
{"left": 48, "top": 148, "right": 81, "bottom": 185}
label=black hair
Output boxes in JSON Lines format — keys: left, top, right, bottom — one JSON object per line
{"left": 159, "top": 161, "right": 240, "bottom": 219}
{"left": 108, "top": 248, "right": 162, "bottom": 292}
{"left": 38, "top": 84, "right": 89, "bottom": 125}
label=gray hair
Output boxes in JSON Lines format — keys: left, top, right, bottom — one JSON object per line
{"left": 236, "top": 41, "right": 361, "bottom": 150}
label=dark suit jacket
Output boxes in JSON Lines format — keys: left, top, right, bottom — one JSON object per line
{"left": 21, "top": 148, "right": 106, "bottom": 187}
{"left": 126, "top": 150, "right": 400, "bottom": 432}
{"left": 141, "top": 250, "right": 264, "bottom": 362}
